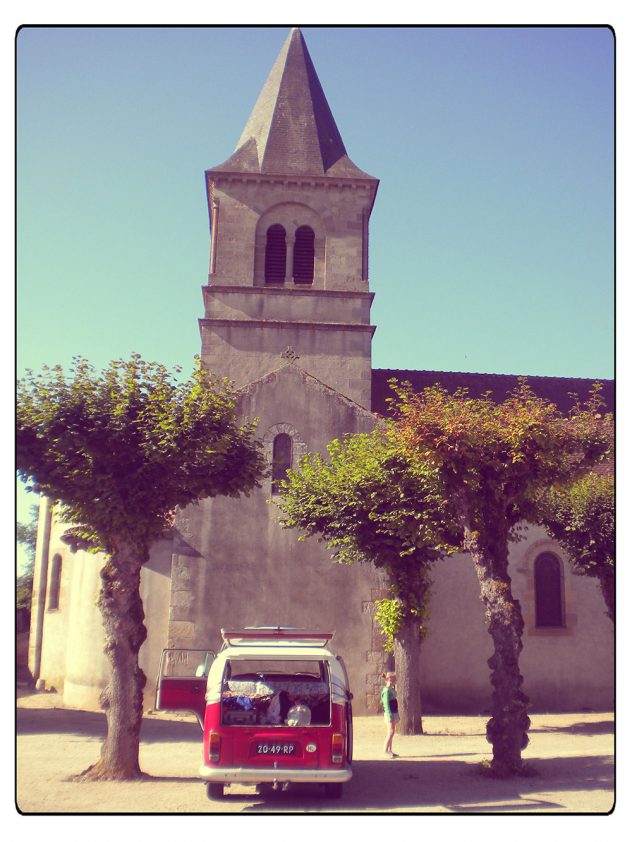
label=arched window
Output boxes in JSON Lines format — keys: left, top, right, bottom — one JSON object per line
{"left": 265, "top": 224, "right": 286, "bottom": 284}
{"left": 271, "top": 433, "right": 293, "bottom": 494}
{"left": 293, "top": 225, "right": 315, "bottom": 284}
{"left": 48, "top": 554, "right": 63, "bottom": 611}
{"left": 535, "top": 552, "right": 564, "bottom": 627}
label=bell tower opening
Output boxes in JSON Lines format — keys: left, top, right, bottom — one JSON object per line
{"left": 293, "top": 226, "right": 315, "bottom": 284}
{"left": 265, "top": 224, "right": 287, "bottom": 285}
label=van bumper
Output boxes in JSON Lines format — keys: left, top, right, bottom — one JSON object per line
{"left": 199, "top": 764, "right": 352, "bottom": 785}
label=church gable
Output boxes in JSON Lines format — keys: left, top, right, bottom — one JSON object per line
{"left": 240, "top": 359, "right": 377, "bottom": 418}
{"left": 238, "top": 361, "right": 377, "bottom": 483}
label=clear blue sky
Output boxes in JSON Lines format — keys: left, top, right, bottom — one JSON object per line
{"left": 16, "top": 25, "right": 614, "bottom": 535}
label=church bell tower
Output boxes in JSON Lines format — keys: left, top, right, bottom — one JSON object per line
{"left": 200, "top": 28, "right": 379, "bottom": 408}
{"left": 168, "top": 29, "right": 383, "bottom": 696}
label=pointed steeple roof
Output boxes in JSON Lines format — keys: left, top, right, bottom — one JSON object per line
{"left": 211, "top": 28, "right": 376, "bottom": 179}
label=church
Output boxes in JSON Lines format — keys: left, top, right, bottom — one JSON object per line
{"left": 28, "top": 28, "right": 613, "bottom": 716}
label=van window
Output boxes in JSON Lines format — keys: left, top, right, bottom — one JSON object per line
{"left": 221, "top": 659, "right": 331, "bottom": 727}
{"left": 229, "top": 660, "right": 324, "bottom": 679}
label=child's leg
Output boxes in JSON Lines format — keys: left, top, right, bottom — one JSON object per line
{"left": 384, "top": 719, "right": 395, "bottom": 753}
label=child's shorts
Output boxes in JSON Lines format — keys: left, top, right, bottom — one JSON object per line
{"left": 385, "top": 713, "right": 400, "bottom": 724}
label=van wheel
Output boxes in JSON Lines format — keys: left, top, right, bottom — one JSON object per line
{"left": 324, "top": 782, "right": 343, "bottom": 799}
{"left": 206, "top": 782, "right": 224, "bottom": 800}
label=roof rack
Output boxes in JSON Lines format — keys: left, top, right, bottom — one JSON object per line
{"left": 220, "top": 627, "right": 335, "bottom": 647}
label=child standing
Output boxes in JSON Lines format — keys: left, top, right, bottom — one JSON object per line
{"left": 381, "top": 672, "right": 399, "bottom": 757}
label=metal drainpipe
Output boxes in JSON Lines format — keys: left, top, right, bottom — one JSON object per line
{"left": 28, "top": 496, "right": 52, "bottom": 686}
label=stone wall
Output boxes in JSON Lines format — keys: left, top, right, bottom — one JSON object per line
{"left": 166, "top": 363, "right": 382, "bottom": 714}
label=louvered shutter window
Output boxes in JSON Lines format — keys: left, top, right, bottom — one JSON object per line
{"left": 293, "top": 226, "right": 315, "bottom": 284}
{"left": 265, "top": 224, "right": 287, "bottom": 284}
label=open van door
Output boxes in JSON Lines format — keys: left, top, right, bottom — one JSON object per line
{"left": 336, "top": 655, "right": 353, "bottom": 763}
{"left": 155, "top": 648, "right": 215, "bottom": 728}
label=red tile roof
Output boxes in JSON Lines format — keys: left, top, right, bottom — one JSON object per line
{"left": 371, "top": 368, "right": 614, "bottom": 416}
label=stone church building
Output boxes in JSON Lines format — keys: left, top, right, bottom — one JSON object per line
{"left": 28, "top": 28, "right": 613, "bottom": 716}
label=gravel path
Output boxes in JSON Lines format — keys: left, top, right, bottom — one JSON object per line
{"left": 15, "top": 691, "right": 614, "bottom": 814}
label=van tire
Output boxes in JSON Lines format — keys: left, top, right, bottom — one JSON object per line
{"left": 206, "top": 782, "right": 224, "bottom": 800}
{"left": 324, "top": 782, "right": 343, "bottom": 799}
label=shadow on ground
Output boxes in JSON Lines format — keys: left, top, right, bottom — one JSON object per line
{"left": 529, "top": 720, "right": 614, "bottom": 736}
{"left": 17, "top": 707, "right": 200, "bottom": 743}
{"left": 237, "top": 755, "right": 614, "bottom": 813}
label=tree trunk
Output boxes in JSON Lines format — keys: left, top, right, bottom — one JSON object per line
{"left": 598, "top": 567, "right": 614, "bottom": 623}
{"left": 393, "top": 611, "right": 424, "bottom": 735}
{"left": 79, "top": 541, "right": 148, "bottom": 780}
{"left": 464, "top": 526, "right": 530, "bottom": 776}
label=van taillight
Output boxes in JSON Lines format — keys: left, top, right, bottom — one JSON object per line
{"left": 209, "top": 732, "right": 221, "bottom": 762}
{"left": 331, "top": 733, "right": 344, "bottom": 764}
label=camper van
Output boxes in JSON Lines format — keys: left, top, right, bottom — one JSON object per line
{"left": 155, "top": 627, "right": 354, "bottom": 799}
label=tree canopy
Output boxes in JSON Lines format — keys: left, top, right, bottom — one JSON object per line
{"left": 537, "top": 471, "right": 614, "bottom": 621}
{"left": 389, "top": 380, "right": 610, "bottom": 532}
{"left": 17, "top": 355, "right": 265, "bottom": 553}
{"left": 277, "top": 429, "right": 458, "bottom": 570}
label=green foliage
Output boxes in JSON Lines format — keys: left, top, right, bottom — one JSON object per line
{"left": 374, "top": 596, "right": 430, "bottom": 652}
{"left": 374, "top": 598, "right": 405, "bottom": 652}
{"left": 390, "top": 379, "right": 612, "bottom": 548}
{"left": 16, "top": 355, "right": 266, "bottom": 554}
{"left": 537, "top": 472, "right": 614, "bottom": 576}
{"left": 277, "top": 428, "right": 459, "bottom": 573}
{"left": 16, "top": 574, "right": 34, "bottom": 616}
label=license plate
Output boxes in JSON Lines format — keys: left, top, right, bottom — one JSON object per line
{"left": 255, "top": 742, "right": 297, "bottom": 756}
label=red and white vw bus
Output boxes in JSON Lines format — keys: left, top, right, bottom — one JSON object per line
{"left": 155, "top": 627, "right": 354, "bottom": 800}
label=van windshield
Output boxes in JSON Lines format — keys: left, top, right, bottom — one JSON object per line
{"left": 221, "top": 659, "right": 331, "bottom": 727}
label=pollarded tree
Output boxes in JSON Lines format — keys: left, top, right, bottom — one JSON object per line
{"left": 276, "top": 429, "right": 459, "bottom": 735}
{"left": 390, "top": 380, "right": 611, "bottom": 775}
{"left": 537, "top": 471, "right": 614, "bottom": 622}
{"left": 17, "top": 355, "right": 266, "bottom": 780}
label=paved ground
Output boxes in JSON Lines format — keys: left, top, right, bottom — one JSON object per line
{"left": 15, "top": 690, "right": 615, "bottom": 814}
